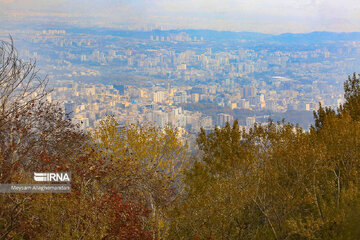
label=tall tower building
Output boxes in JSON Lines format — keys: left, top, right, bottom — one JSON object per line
{"left": 217, "top": 113, "right": 233, "bottom": 127}
{"left": 64, "top": 102, "right": 75, "bottom": 120}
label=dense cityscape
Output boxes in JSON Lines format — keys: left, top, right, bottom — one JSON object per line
{"left": 2, "top": 27, "right": 360, "bottom": 136}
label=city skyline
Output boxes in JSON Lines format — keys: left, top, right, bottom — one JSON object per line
{"left": 1, "top": 0, "right": 360, "bottom": 34}
{"left": 2, "top": 27, "right": 351, "bottom": 132}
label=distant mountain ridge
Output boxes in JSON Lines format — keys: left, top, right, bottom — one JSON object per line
{"left": 66, "top": 28, "right": 360, "bottom": 42}
{"left": 9, "top": 22, "right": 360, "bottom": 43}
{"left": 274, "top": 31, "right": 360, "bottom": 42}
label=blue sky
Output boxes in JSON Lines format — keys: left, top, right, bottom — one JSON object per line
{"left": 1, "top": 0, "right": 360, "bottom": 33}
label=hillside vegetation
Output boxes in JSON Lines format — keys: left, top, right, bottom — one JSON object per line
{"left": 1, "top": 40, "right": 360, "bottom": 240}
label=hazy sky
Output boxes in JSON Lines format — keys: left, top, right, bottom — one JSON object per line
{"left": 1, "top": 0, "right": 360, "bottom": 33}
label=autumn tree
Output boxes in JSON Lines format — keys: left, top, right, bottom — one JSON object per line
{"left": 0, "top": 37, "right": 91, "bottom": 239}
{"left": 341, "top": 72, "right": 360, "bottom": 120}
{"left": 0, "top": 37, "right": 48, "bottom": 128}
{"left": 90, "top": 116, "right": 189, "bottom": 239}
{"left": 170, "top": 73, "right": 360, "bottom": 239}
{"left": 0, "top": 39, "right": 158, "bottom": 239}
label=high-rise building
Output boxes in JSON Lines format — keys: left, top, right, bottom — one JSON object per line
{"left": 238, "top": 99, "right": 250, "bottom": 109}
{"left": 191, "top": 93, "right": 199, "bottom": 103}
{"left": 241, "top": 86, "right": 257, "bottom": 98}
{"left": 64, "top": 102, "right": 75, "bottom": 120}
{"left": 153, "top": 91, "right": 165, "bottom": 103}
{"left": 217, "top": 113, "right": 233, "bottom": 127}
{"left": 200, "top": 116, "right": 213, "bottom": 130}
{"left": 152, "top": 110, "right": 168, "bottom": 127}
{"left": 174, "top": 91, "right": 187, "bottom": 105}
{"left": 246, "top": 116, "right": 256, "bottom": 128}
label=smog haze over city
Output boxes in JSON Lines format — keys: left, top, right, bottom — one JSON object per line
{"left": 5, "top": 1, "right": 360, "bottom": 239}
{"left": 2, "top": 0, "right": 360, "bottom": 33}
{"left": 2, "top": 0, "right": 360, "bottom": 134}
